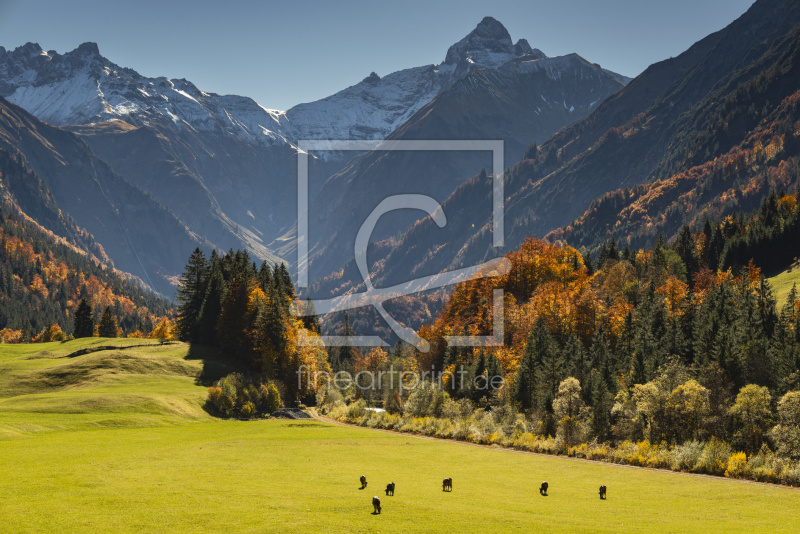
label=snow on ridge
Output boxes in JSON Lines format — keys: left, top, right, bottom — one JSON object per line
{"left": 0, "top": 43, "right": 287, "bottom": 146}
{"left": 0, "top": 19, "right": 626, "bottom": 152}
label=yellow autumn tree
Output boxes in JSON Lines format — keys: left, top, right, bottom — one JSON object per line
{"left": 148, "top": 317, "right": 175, "bottom": 341}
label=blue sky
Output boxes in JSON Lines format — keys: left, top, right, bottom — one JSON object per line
{"left": 0, "top": 0, "right": 754, "bottom": 110}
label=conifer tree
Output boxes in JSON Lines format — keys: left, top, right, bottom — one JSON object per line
{"left": 514, "top": 322, "right": 548, "bottom": 411}
{"left": 588, "top": 368, "right": 612, "bottom": 442}
{"left": 73, "top": 298, "right": 94, "bottom": 338}
{"left": 560, "top": 334, "right": 585, "bottom": 383}
{"left": 486, "top": 354, "right": 504, "bottom": 392}
{"left": 591, "top": 322, "right": 615, "bottom": 387}
{"left": 196, "top": 256, "right": 224, "bottom": 346}
{"left": 259, "top": 284, "right": 289, "bottom": 376}
{"left": 277, "top": 263, "right": 295, "bottom": 300}
{"left": 217, "top": 275, "right": 255, "bottom": 362}
{"left": 675, "top": 225, "right": 698, "bottom": 286}
{"left": 472, "top": 350, "right": 488, "bottom": 402}
{"left": 582, "top": 250, "right": 594, "bottom": 276}
{"left": 176, "top": 248, "right": 209, "bottom": 342}
{"left": 535, "top": 322, "right": 563, "bottom": 408}
{"left": 97, "top": 306, "right": 118, "bottom": 338}
{"left": 258, "top": 261, "right": 273, "bottom": 293}
{"left": 337, "top": 313, "right": 357, "bottom": 370}
{"left": 301, "top": 297, "right": 321, "bottom": 333}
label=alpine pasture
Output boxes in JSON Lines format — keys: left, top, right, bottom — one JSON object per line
{"left": 1, "top": 339, "right": 798, "bottom": 533}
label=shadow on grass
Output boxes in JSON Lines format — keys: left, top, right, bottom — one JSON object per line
{"left": 185, "top": 343, "right": 246, "bottom": 387}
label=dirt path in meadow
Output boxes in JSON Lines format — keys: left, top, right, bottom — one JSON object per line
{"left": 306, "top": 408, "right": 800, "bottom": 492}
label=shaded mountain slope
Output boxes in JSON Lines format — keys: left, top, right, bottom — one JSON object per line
{"left": 0, "top": 97, "right": 203, "bottom": 295}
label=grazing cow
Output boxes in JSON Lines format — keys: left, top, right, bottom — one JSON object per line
{"left": 360, "top": 475, "right": 367, "bottom": 489}
{"left": 442, "top": 478, "right": 453, "bottom": 491}
{"left": 599, "top": 485, "right": 607, "bottom": 499}
{"left": 539, "top": 481, "right": 548, "bottom": 496}
{"left": 385, "top": 482, "right": 395, "bottom": 496}
{"left": 372, "top": 496, "right": 382, "bottom": 514}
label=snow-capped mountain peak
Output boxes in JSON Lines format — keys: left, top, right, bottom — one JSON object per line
{"left": 280, "top": 17, "right": 552, "bottom": 143}
{"left": 444, "top": 16, "right": 522, "bottom": 68}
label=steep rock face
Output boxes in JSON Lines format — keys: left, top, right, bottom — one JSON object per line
{"left": 302, "top": 0, "right": 800, "bottom": 343}
{"left": 0, "top": 97, "right": 204, "bottom": 296}
{"left": 295, "top": 52, "right": 627, "bottom": 288}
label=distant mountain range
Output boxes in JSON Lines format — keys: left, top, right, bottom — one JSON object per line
{"left": 0, "top": 17, "right": 628, "bottom": 298}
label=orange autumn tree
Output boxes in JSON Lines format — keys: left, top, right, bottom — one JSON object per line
{"left": 423, "top": 238, "right": 592, "bottom": 378}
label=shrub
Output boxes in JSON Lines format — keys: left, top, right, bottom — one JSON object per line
{"left": 441, "top": 398, "right": 474, "bottom": 420}
{"left": 345, "top": 399, "right": 368, "bottom": 421}
{"left": 697, "top": 438, "right": 732, "bottom": 475}
{"left": 32, "top": 324, "right": 67, "bottom": 343}
{"left": 586, "top": 441, "right": 610, "bottom": 461}
{"left": 745, "top": 444, "right": 780, "bottom": 482}
{"left": 240, "top": 401, "right": 256, "bottom": 418}
{"left": 781, "top": 463, "right": 800, "bottom": 486}
{"left": 647, "top": 443, "right": 673, "bottom": 469}
{"left": 319, "top": 388, "right": 344, "bottom": 410}
{"left": 205, "top": 373, "right": 280, "bottom": 419}
{"left": 671, "top": 441, "right": 704, "bottom": 471}
{"left": 725, "top": 452, "right": 748, "bottom": 478}
{"left": 611, "top": 441, "right": 639, "bottom": 465}
{"left": 263, "top": 383, "right": 281, "bottom": 414}
{"left": 770, "top": 391, "right": 800, "bottom": 459}
{"left": 404, "top": 383, "right": 438, "bottom": 417}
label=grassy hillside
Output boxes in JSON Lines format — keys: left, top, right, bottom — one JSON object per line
{"left": 1, "top": 339, "right": 798, "bottom": 532}
{"left": 768, "top": 259, "right": 800, "bottom": 305}
{"left": 0, "top": 338, "right": 229, "bottom": 436}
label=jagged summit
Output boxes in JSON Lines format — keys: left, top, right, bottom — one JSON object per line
{"left": 445, "top": 16, "right": 516, "bottom": 67}
{"left": 74, "top": 42, "right": 100, "bottom": 56}
{"left": 362, "top": 72, "right": 381, "bottom": 84}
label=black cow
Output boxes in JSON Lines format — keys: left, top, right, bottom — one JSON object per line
{"left": 442, "top": 478, "right": 453, "bottom": 491}
{"left": 539, "top": 481, "right": 548, "bottom": 496}
{"left": 385, "top": 482, "right": 395, "bottom": 496}
{"left": 360, "top": 475, "right": 367, "bottom": 489}
{"left": 599, "top": 485, "right": 607, "bottom": 499}
{"left": 372, "top": 496, "right": 382, "bottom": 514}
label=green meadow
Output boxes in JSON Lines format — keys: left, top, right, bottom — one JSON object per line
{"left": 1, "top": 340, "right": 799, "bottom": 533}
{"left": 768, "top": 260, "right": 800, "bottom": 307}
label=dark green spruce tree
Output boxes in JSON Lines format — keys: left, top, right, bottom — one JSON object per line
{"left": 73, "top": 298, "right": 94, "bottom": 338}
{"left": 97, "top": 306, "right": 118, "bottom": 338}
{"left": 175, "top": 248, "right": 209, "bottom": 343}
{"left": 196, "top": 252, "right": 224, "bottom": 347}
